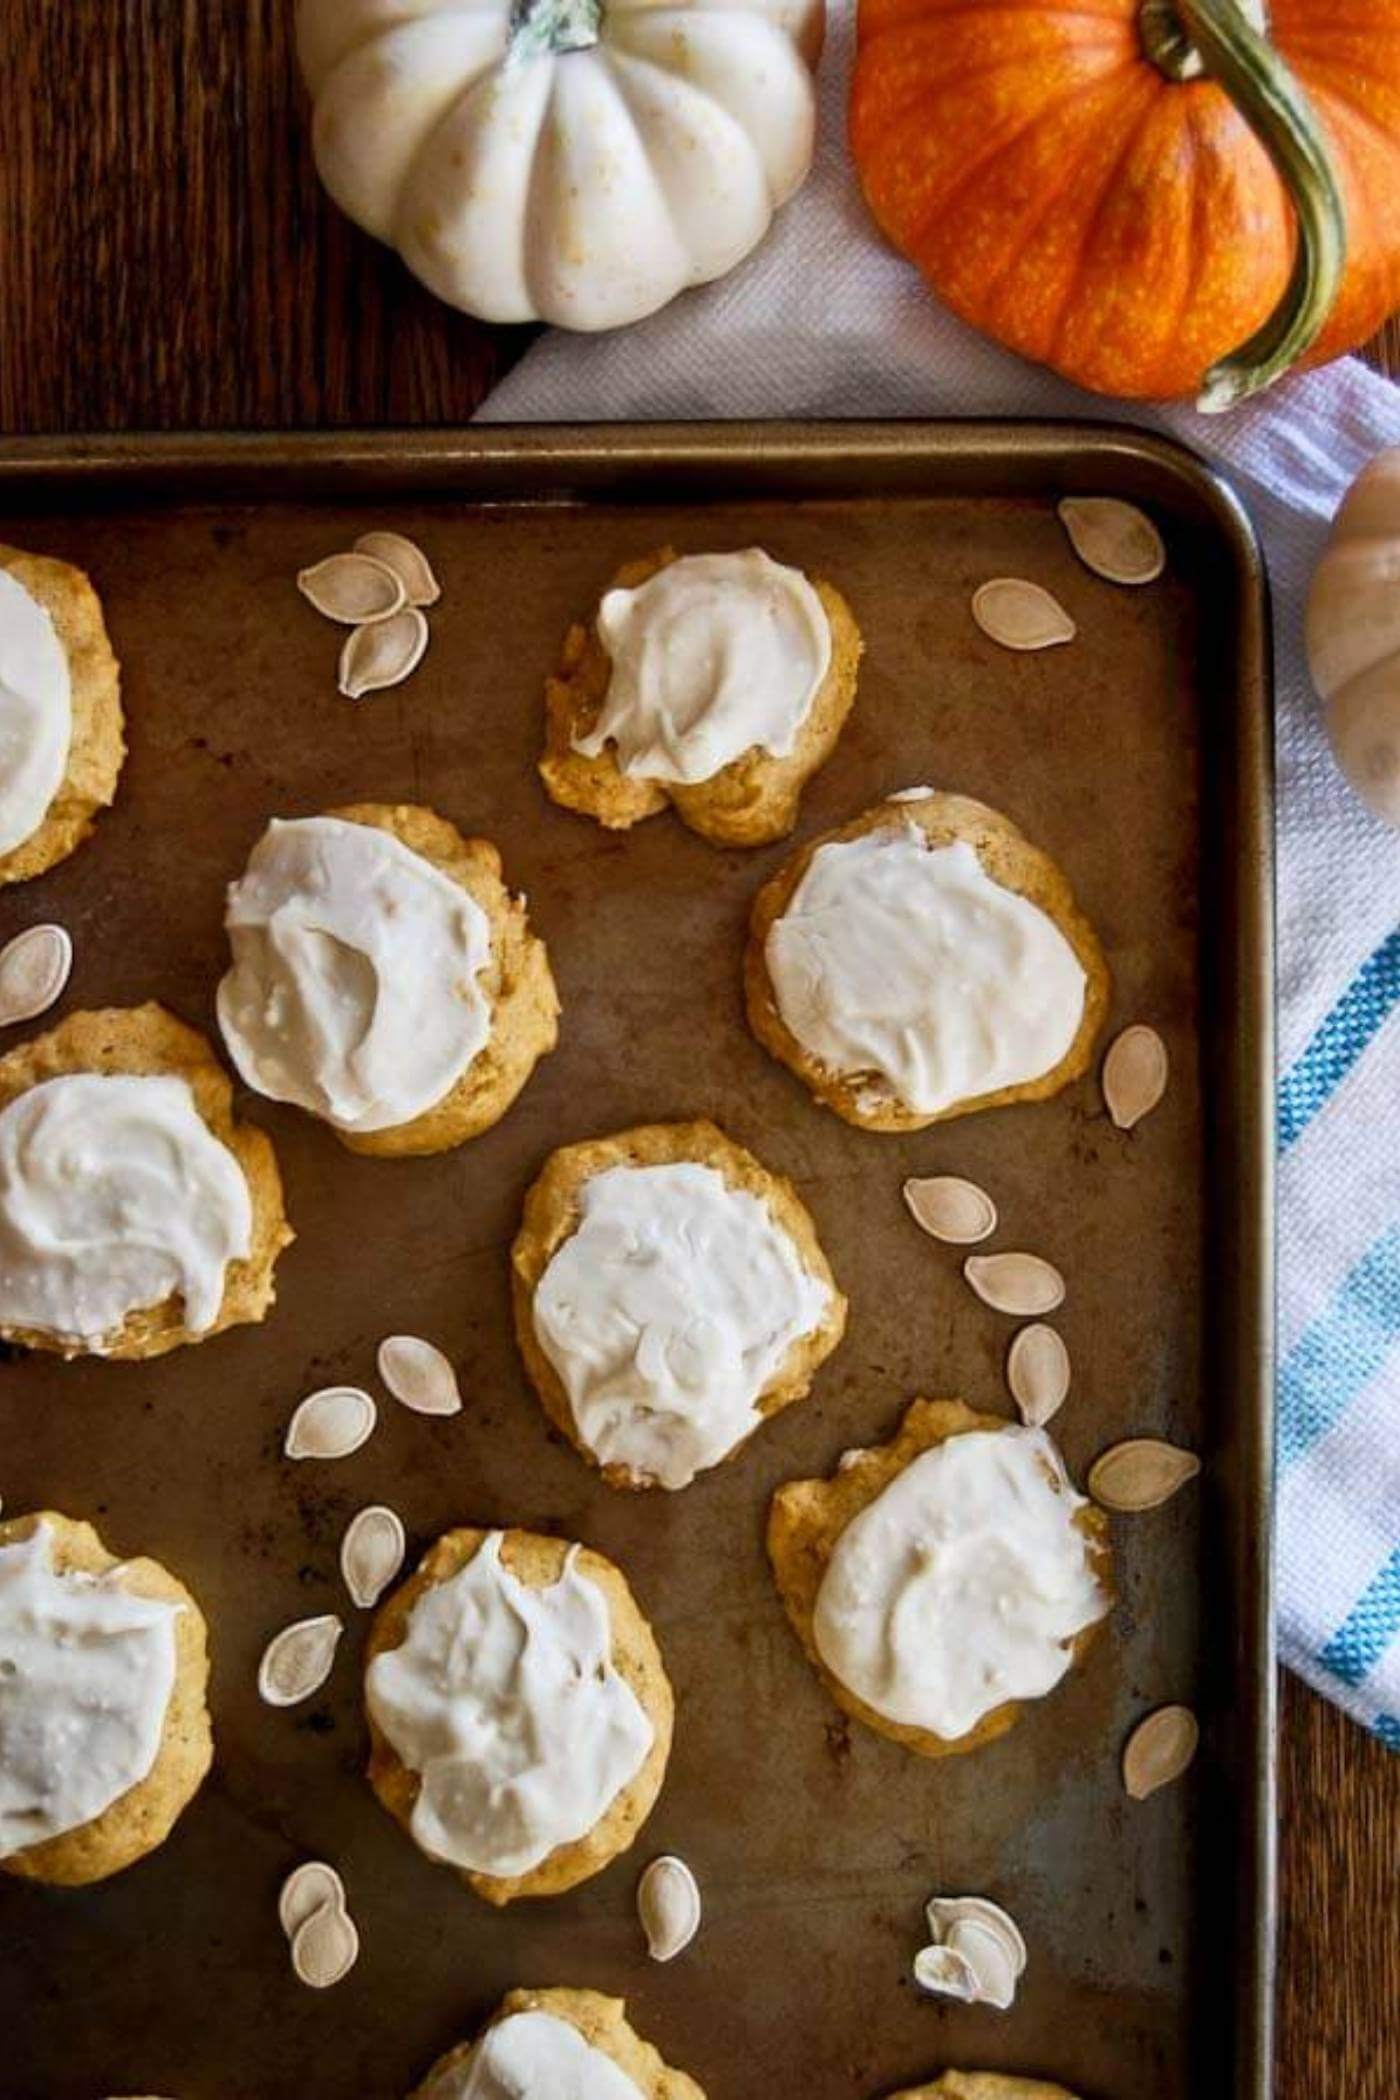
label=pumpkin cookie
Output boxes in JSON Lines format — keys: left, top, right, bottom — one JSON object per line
{"left": 0, "top": 1003, "right": 290, "bottom": 1361}
{"left": 768, "top": 1399, "right": 1112, "bottom": 1758}
{"left": 365, "top": 1527, "right": 672, "bottom": 1905}
{"left": 218, "top": 803, "right": 558, "bottom": 1157}
{"left": 0, "top": 1511, "right": 212, "bottom": 1886}
{"left": 747, "top": 787, "right": 1109, "bottom": 1130}
{"left": 0, "top": 544, "right": 124, "bottom": 887}
{"left": 541, "top": 547, "right": 861, "bottom": 847}
{"left": 888, "top": 2080, "right": 1081, "bottom": 2100}
{"left": 512, "top": 1119, "right": 846, "bottom": 1490}
{"left": 411, "top": 1987, "right": 705, "bottom": 2100}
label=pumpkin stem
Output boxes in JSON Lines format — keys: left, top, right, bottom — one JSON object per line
{"left": 1140, "top": 0, "right": 1346, "bottom": 413}
{"left": 508, "top": 0, "right": 603, "bottom": 61}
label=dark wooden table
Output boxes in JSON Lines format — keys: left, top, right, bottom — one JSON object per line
{"left": 2, "top": 9, "right": 1397, "bottom": 2096}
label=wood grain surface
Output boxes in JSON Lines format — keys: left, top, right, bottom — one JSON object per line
{"left": 0, "top": 6, "right": 1397, "bottom": 2098}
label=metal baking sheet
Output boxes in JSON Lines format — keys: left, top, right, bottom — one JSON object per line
{"left": 0, "top": 424, "right": 1275, "bottom": 2100}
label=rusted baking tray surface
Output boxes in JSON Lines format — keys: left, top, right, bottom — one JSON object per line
{"left": 0, "top": 424, "right": 1275, "bottom": 2100}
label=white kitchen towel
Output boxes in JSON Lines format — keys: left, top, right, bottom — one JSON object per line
{"left": 480, "top": 0, "right": 1400, "bottom": 1741}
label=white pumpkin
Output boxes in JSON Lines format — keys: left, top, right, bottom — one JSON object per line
{"left": 1306, "top": 446, "right": 1400, "bottom": 828}
{"left": 296, "top": 0, "right": 823, "bottom": 331}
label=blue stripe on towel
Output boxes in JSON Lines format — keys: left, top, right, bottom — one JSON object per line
{"left": 1279, "top": 1224, "right": 1400, "bottom": 1466}
{"left": 1376, "top": 1715, "right": 1400, "bottom": 1753}
{"left": 1278, "top": 927, "right": 1400, "bottom": 1151}
{"left": 1319, "top": 1550, "right": 1400, "bottom": 1689}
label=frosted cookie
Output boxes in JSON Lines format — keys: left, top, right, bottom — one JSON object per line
{"left": 512, "top": 1119, "right": 847, "bottom": 1491}
{"left": 0, "top": 1512, "right": 212, "bottom": 1885}
{"left": 768, "top": 1399, "right": 1112, "bottom": 1758}
{"left": 365, "top": 1527, "right": 672, "bottom": 1905}
{"left": 0, "top": 544, "right": 124, "bottom": 887}
{"left": 747, "top": 788, "right": 1110, "bottom": 1130}
{"left": 218, "top": 804, "right": 559, "bottom": 1157}
{"left": 889, "top": 2080, "right": 1081, "bottom": 2100}
{"left": 541, "top": 547, "right": 862, "bottom": 847}
{"left": 411, "top": 1988, "right": 705, "bottom": 2100}
{"left": 0, "top": 1003, "right": 290, "bottom": 1360}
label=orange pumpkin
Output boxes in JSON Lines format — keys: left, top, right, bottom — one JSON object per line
{"left": 850, "top": 0, "right": 1400, "bottom": 407}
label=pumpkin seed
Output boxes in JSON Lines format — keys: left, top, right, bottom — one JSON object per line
{"left": 289, "top": 1897, "right": 360, "bottom": 1989}
{"left": 903, "top": 1174, "right": 997, "bottom": 1246}
{"left": 1058, "top": 497, "right": 1165, "bottom": 586}
{"left": 1102, "top": 1024, "right": 1169, "bottom": 1130}
{"left": 971, "top": 578, "right": 1075, "bottom": 652}
{"left": 1123, "top": 1704, "right": 1199, "bottom": 1799}
{"left": 638, "top": 1854, "right": 701, "bottom": 1963}
{"left": 340, "top": 1504, "right": 406, "bottom": 1610}
{"left": 377, "top": 1334, "right": 462, "bottom": 1417}
{"left": 257, "top": 1614, "right": 344, "bottom": 1707}
{"left": 354, "top": 531, "right": 441, "bottom": 608}
{"left": 1088, "top": 1438, "right": 1200, "bottom": 1512}
{"left": 338, "top": 607, "right": 429, "bottom": 699}
{"left": 964, "top": 1252, "right": 1065, "bottom": 1316}
{"left": 284, "top": 1386, "right": 377, "bottom": 1461}
{"left": 0, "top": 924, "right": 72, "bottom": 1028}
{"left": 297, "top": 553, "right": 405, "bottom": 626}
{"left": 913, "top": 1942, "right": 982, "bottom": 2003}
{"left": 947, "top": 1919, "right": 1019, "bottom": 2009}
{"left": 278, "top": 1860, "right": 346, "bottom": 1940}
{"left": 926, "top": 1894, "right": 1027, "bottom": 1977}
{"left": 1007, "top": 1323, "right": 1070, "bottom": 1427}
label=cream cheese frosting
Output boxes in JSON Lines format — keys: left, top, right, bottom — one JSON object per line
{"left": 365, "top": 1532, "right": 653, "bottom": 1877}
{"left": 0, "top": 1073, "right": 253, "bottom": 1347}
{"left": 813, "top": 1427, "right": 1109, "bottom": 1740}
{"left": 765, "top": 821, "right": 1087, "bottom": 1114}
{"left": 0, "top": 568, "right": 72, "bottom": 858}
{"left": 428, "top": 2012, "right": 645, "bottom": 2100}
{"left": 574, "top": 549, "right": 831, "bottom": 785}
{"left": 533, "top": 1160, "right": 830, "bottom": 1490}
{"left": 217, "top": 816, "right": 492, "bottom": 1134}
{"left": 0, "top": 1523, "right": 180, "bottom": 1856}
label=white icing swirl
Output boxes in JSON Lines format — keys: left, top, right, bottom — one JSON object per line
{"left": 0, "top": 1073, "right": 253, "bottom": 1347}
{"left": 534, "top": 1159, "right": 830, "bottom": 1490}
{"left": 365, "top": 1531, "right": 653, "bottom": 1877}
{"left": 218, "top": 816, "right": 492, "bottom": 1134}
{"left": 766, "top": 822, "right": 1087, "bottom": 1114}
{"left": 574, "top": 549, "right": 831, "bottom": 785}
{"left": 813, "top": 1427, "right": 1109, "bottom": 1740}
{"left": 0, "top": 568, "right": 72, "bottom": 857}
{"left": 0, "top": 1522, "right": 180, "bottom": 1857}
{"left": 428, "top": 2012, "right": 645, "bottom": 2100}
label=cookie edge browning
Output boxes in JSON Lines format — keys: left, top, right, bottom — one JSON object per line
{"left": 510, "top": 1118, "right": 848, "bottom": 1490}
{"left": 0, "top": 1510, "right": 212, "bottom": 1886}
{"left": 0, "top": 1002, "right": 292, "bottom": 1361}
{"left": 0, "top": 545, "right": 125, "bottom": 888}
{"left": 318, "top": 804, "right": 559, "bottom": 1158}
{"left": 539, "top": 548, "right": 862, "bottom": 849}
{"left": 411, "top": 1986, "right": 707, "bottom": 2100}
{"left": 364, "top": 1527, "right": 674, "bottom": 1906}
{"left": 745, "top": 790, "right": 1111, "bottom": 1131}
{"left": 767, "top": 1398, "right": 1113, "bottom": 1760}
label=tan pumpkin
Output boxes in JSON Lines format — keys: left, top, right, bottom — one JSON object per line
{"left": 850, "top": 0, "right": 1400, "bottom": 409}
{"left": 1306, "top": 446, "right": 1400, "bottom": 828}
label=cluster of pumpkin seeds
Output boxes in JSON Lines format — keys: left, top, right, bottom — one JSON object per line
{"left": 971, "top": 496, "right": 1166, "bottom": 651}
{"left": 902, "top": 1012, "right": 1200, "bottom": 1798}
{"left": 278, "top": 1860, "right": 360, "bottom": 1990}
{"left": 296, "top": 530, "right": 441, "bottom": 698}
{"left": 254, "top": 1330, "right": 468, "bottom": 1983}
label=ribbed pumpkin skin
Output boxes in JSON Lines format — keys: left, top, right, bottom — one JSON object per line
{"left": 850, "top": 0, "right": 1400, "bottom": 400}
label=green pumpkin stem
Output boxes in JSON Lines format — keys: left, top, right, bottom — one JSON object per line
{"left": 1140, "top": 0, "right": 1346, "bottom": 413}
{"left": 508, "top": 0, "right": 603, "bottom": 61}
